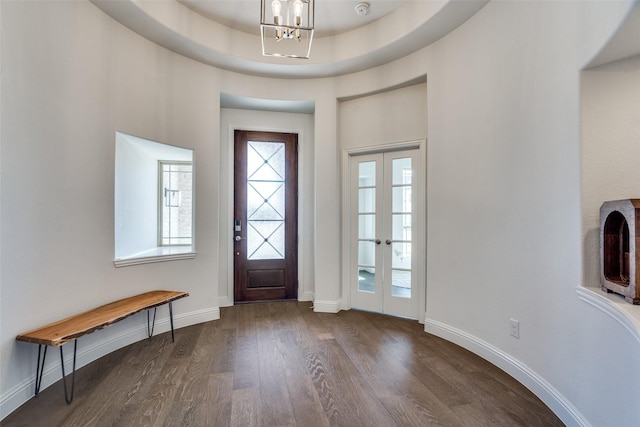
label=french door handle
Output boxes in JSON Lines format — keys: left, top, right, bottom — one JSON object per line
{"left": 385, "top": 239, "right": 392, "bottom": 245}
{"left": 375, "top": 239, "right": 381, "bottom": 245}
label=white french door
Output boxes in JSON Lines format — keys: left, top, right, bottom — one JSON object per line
{"left": 349, "top": 148, "right": 423, "bottom": 319}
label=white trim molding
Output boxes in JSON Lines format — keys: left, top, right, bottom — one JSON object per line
{"left": 299, "top": 291, "right": 315, "bottom": 302}
{"left": 424, "top": 316, "right": 589, "bottom": 427}
{"left": 576, "top": 286, "right": 640, "bottom": 344}
{"left": 113, "top": 250, "right": 196, "bottom": 267}
{"left": 218, "top": 296, "right": 233, "bottom": 308}
{"left": 0, "top": 306, "right": 219, "bottom": 421}
{"left": 313, "top": 299, "right": 341, "bottom": 313}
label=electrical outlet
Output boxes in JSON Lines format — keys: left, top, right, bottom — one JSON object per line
{"left": 510, "top": 319, "right": 520, "bottom": 338}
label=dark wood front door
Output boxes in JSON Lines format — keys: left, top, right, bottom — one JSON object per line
{"left": 234, "top": 130, "right": 298, "bottom": 302}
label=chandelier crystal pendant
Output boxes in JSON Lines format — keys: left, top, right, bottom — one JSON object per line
{"left": 261, "top": 0, "right": 315, "bottom": 59}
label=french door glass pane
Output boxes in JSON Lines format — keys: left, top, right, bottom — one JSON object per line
{"left": 391, "top": 270, "right": 411, "bottom": 298}
{"left": 358, "top": 268, "right": 375, "bottom": 293}
{"left": 359, "top": 161, "right": 376, "bottom": 186}
{"left": 358, "top": 241, "right": 376, "bottom": 266}
{"left": 391, "top": 157, "right": 412, "bottom": 299}
{"left": 391, "top": 242, "right": 411, "bottom": 269}
{"left": 357, "top": 160, "right": 377, "bottom": 293}
{"left": 247, "top": 141, "right": 285, "bottom": 260}
{"left": 392, "top": 158, "right": 412, "bottom": 184}
{"left": 359, "top": 214, "right": 375, "bottom": 239}
{"left": 392, "top": 214, "right": 412, "bottom": 241}
{"left": 359, "top": 188, "right": 375, "bottom": 212}
{"left": 392, "top": 186, "right": 412, "bottom": 213}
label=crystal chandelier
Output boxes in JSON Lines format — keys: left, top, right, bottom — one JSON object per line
{"left": 260, "top": 0, "right": 315, "bottom": 59}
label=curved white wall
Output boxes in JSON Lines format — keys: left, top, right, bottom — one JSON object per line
{"left": 2, "top": 1, "right": 639, "bottom": 425}
{"left": 0, "top": 1, "right": 223, "bottom": 417}
{"left": 420, "top": 2, "right": 640, "bottom": 425}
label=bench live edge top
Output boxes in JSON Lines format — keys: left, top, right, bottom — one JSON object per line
{"left": 16, "top": 290, "right": 189, "bottom": 347}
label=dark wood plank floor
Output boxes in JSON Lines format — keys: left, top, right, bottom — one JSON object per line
{"left": 3, "top": 302, "right": 564, "bottom": 426}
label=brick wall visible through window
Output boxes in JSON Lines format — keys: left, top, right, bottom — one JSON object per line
{"left": 160, "top": 161, "right": 193, "bottom": 246}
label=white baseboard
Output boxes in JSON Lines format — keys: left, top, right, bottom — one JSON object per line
{"left": 424, "top": 316, "right": 588, "bottom": 427}
{"left": 0, "top": 306, "right": 219, "bottom": 421}
{"left": 218, "top": 296, "right": 233, "bottom": 307}
{"left": 299, "top": 291, "right": 314, "bottom": 302}
{"left": 312, "top": 299, "right": 341, "bottom": 313}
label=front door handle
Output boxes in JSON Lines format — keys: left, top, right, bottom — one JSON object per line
{"left": 235, "top": 235, "right": 243, "bottom": 242}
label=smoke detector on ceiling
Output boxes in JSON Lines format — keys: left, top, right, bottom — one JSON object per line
{"left": 355, "top": 2, "right": 370, "bottom": 16}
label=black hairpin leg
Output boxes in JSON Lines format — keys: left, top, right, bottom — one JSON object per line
{"left": 169, "top": 302, "right": 175, "bottom": 342}
{"left": 59, "top": 340, "right": 77, "bottom": 404}
{"left": 147, "top": 307, "right": 157, "bottom": 338}
{"left": 34, "top": 344, "right": 47, "bottom": 396}
{"left": 147, "top": 303, "right": 176, "bottom": 342}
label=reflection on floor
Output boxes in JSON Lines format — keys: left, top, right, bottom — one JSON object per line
{"left": 358, "top": 269, "right": 411, "bottom": 298}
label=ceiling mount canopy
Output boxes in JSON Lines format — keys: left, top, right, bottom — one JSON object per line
{"left": 261, "top": 0, "right": 315, "bottom": 59}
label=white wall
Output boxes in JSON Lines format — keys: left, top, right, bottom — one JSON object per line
{"left": 114, "top": 133, "right": 159, "bottom": 257}
{"left": 339, "top": 83, "right": 427, "bottom": 150}
{"left": 2, "top": 0, "right": 640, "bottom": 425}
{"left": 0, "top": 1, "right": 223, "bottom": 417}
{"left": 421, "top": 2, "right": 640, "bottom": 425}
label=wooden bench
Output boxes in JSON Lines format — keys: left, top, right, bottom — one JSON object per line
{"left": 16, "top": 290, "right": 188, "bottom": 404}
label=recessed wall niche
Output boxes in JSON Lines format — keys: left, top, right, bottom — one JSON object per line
{"left": 600, "top": 199, "right": 640, "bottom": 304}
{"left": 580, "top": 53, "right": 640, "bottom": 292}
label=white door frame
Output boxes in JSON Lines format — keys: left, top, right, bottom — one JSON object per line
{"left": 341, "top": 139, "right": 426, "bottom": 321}
{"left": 224, "top": 123, "right": 309, "bottom": 306}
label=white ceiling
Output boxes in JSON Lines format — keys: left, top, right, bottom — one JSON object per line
{"left": 91, "top": 0, "right": 489, "bottom": 78}
{"left": 178, "top": 0, "right": 409, "bottom": 37}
